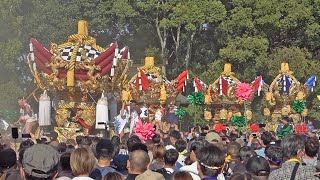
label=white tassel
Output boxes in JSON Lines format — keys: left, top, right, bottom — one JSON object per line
{"left": 39, "top": 90, "right": 51, "bottom": 126}
{"left": 183, "top": 86, "right": 185, "bottom": 92}
{"left": 95, "top": 93, "right": 109, "bottom": 129}
{"left": 110, "top": 67, "right": 115, "bottom": 76}
{"left": 219, "top": 76, "right": 223, "bottom": 96}
{"left": 283, "top": 75, "right": 286, "bottom": 92}
{"left": 30, "top": 42, "right": 33, "bottom": 52}
{"left": 33, "top": 63, "right": 37, "bottom": 71}
{"left": 115, "top": 48, "right": 119, "bottom": 57}
{"left": 127, "top": 51, "right": 131, "bottom": 59}
{"left": 31, "top": 53, "right": 35, "bottom": 61}
{"left": 187, "top": 72, "right": 189, "bottom": 80}
{"left": 113, "top": 58, "right": 118, "bottom": 66}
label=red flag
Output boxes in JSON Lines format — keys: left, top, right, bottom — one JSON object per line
{"left": 194, "top": 77, "right": 202, "bottom": 92}
{"left": 135, "top": 68, "right": 150, "bottom": 91}
{"left": 252, "top": 76, "right": 262, "bottom": 92}
{"left": 216, "top": 76, "right": 228, "bottom": 96}
{"left": 175, "top": 70, "right": 188, "bottom": 91}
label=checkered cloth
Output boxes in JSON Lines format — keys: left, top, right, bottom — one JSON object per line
{"left": 60, "top": 44, "right": 101, "bottom": 61}
{"left": 223, "top": 76, "right": 234, "bottom": 84}
{"left": 133, "top": 73, "right": 170, "bottom": 85}
{"left": 269, "top": 162, "right": 317, "bottom": 180}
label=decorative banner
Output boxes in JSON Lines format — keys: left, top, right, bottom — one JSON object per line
{"left": 135, "top": 68, "right": 150, "bottom": 91}
{"left": 236, "top": 83, "right": 253, "bottom": 101}
{"left": 292, "top": 100, "right": 305, "bottom": 114}
{"left": 216, "top": 76, "right": 229, "bottom": 96}
{"left": 304, "top": 75, "right": 316, "bottom": 92}
{"left": 187, "top": 92, "right": 204, "bottom": 105}
{"left": 232, "top": 115, "right": 246, "bottom": 127}
{"left": 194, "top": 77, "right": 206, "bottom": 92}
{"left": 175, "top": 108, "right": 186, "bottom": 119}
{"left": 134, "top": 119, "right": 155, "bottom": 142}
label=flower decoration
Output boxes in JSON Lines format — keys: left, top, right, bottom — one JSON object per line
{"left": 250, "top": 123, "right": 259, "bottom": 133}
{"left": 295, "top": 123, "right": 307, "bottom": 135}
{"left": 187, "top": 92, "right": 204, "bottom": 105}
{"left": 235, "top": 83, "right": 253, "bottom": 101}
{"left": 134, "top": 119, "right": 155, "bottom": 142}
{"left": 232, "top": 115, "right": 246, "bottom": 127}
{"left": 215, "top": 123, "right": 226, "bottom": 133}
{"left": 292, "top": 100, "right": 305, "bottom": 114}
{"left": 175, "top": 108, "right": 186, "bottom": 119}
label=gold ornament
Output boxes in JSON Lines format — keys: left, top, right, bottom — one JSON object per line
{"left": 220, "top": 109, "right": 228, "bottom": 120}
{"left": 263, "top": 108, "right": 270, "bottom": 116}
{"left": 204, "top": 110, "right": 212, "bottom": 121}
{"left": 245, "top": 110, "right": 253, "bottom": 120}
{"left": 281, "top": 106, "right": 290, "bottom": 116}
{"left": 301, "top": 109, "right": 308, "bottom": 117}
{"left": 227, "top": 112, "right": 233, "bottom": 120}
{"left": 266, "top": 92, "right": 272, "bottom": 101}
{"left": 296, "top": 91, "right": 305, "bottom": 100}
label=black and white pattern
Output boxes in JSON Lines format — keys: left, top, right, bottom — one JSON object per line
{"left": 276, "top": 75, "right": 295, "bottom": 85}
{"left": 223, "top": 76, "right": 234, "bottom": 84}
{"left": 60, "top": 44, "right": 101, "bottom": 61}
{"left": 133, "top": 73, "right": 170, "bottom": 85}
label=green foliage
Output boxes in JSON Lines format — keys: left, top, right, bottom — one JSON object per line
{"left": 184, "top": 104, "right": 205, "bottom": 126}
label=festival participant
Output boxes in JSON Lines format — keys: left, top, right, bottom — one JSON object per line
{"left": 164, "top": 105, "right": 179, "bottom": 131}
{"left": 276, "top": 117, "right": 292, "bottom": 139}
{"left": 302, "top": 137, "right": 320, "bottom": 168}
{"left": 197, "top": 144, "right": 225, "bottom": 180}
{"left": 269, "top": 134, "right": 318, "bottom": 180}
{"left": 117, "top": 100, "right": 139, "bottom": 137}
{"left": 307, "top": 120, "right": 315, "bottom": 132}
{"left": 265, "top": 145, "right": 282, "bottom": 172}
{"left": 155, "top": 149, "right": 179, "bottom": 179}
{"left": 15, "top": 97, "right": 37, "bottom": 134}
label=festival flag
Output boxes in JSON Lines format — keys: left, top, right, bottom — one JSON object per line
{"left": 251, "top": 76, "right": 262, "bottom": 96}
{"left": 135, "top": 68, "right": 150, "bottom": 91}
{"left": 216, "top": 76, "right": 228, "bottom": 96}
{"left": 194, "top": 77, "right": 202, "bottom": 92}
{"left": 175, "top": 70, "right": 188, "bottom": 91}
{"left": 305, "top": 75, "right": 316, "bottom": 92}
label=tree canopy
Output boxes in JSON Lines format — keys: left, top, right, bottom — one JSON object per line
{"left": 1, "top": 0, "right": 320, "bottom": 120}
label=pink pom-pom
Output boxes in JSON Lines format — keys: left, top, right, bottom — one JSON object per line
{"left": 236, "top": 83, "right": 253, "bottom": 101}
{"left": 134, "top": 119, "right": 155, "bottom": 142}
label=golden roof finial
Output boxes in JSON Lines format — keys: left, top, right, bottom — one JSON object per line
{"left": 78, "top": 20, "right": 88, "bottom": 36}
{"left": 145, "top": 57, "right": 154, "bottom": 67}
{"left": 280, "top": 63, "right": 289, "bottom": 73}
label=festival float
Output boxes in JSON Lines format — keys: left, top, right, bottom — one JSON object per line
{"left": 28, "top": 20, "right": 130, "bottom": 141}
{"left": 199, "top": 64, "right": 262, "bottom": 127}
{"left": 263, "top": 63, "right": 316, "bottom": 131}
{"left": 120, "top": 57, "right": 188, "bottom": 132}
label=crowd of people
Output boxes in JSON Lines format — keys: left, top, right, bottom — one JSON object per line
{"left": 1, "top": 116, "right": 320, "bottom": 180}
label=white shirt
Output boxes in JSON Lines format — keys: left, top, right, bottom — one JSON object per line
{"left": 72, "top": 177, "right": 94, "bottom": 180}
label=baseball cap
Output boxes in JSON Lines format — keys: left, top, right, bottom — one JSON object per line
{"left": 205, "top": 132, "right": 221, "bottom": 143}
{"left": 23, "top": 144, "right": 59, "bottom": 178}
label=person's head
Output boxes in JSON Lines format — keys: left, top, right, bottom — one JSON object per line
{"left": 308, "top": 120, "right": 313, "bottom": 125}
{"left": 261, "top": 131, "right": 273, "bottom": 146}
{"left": 76, "top": 136, "right": 83, "bottom": 146}
{"left": 205, "top": 132, "right": 221, "bottom": 144}
{"left": 0, "top": 148, "right": 17, "bottom": 169}
{"left": 111, "top": 136, "right": 121, "bottom": 145}
{"left": 164, "top": 149, "right": 179, "bottom": 167}
{"left": 128, "top": 150, "right": 150, "bottom": 174}
{"left": 103, "top": 171, "right": 124, "bottom": 180}
{"left": 19, "top": 139, "right": 34, "bottom": 152}
{"left": 49, "top": 131, "right": 59, "bottom": 142}
{"left": 281, "top": 134, "right": 305, "bottom": 160}
{"left": 127, "top": 135, "right": 142, "bottom": 152}
{"left": 96, "top": 139, "right": 114, "bottom": 161}
{"left": 175, "top": 139, "right": 187, "bottom": 153}
{"left": 91, "top": 137, "right": 101, "bottom": 146}
{"left": 173, "top": 171, "right": 193, "bottom": 180}
{"left": 49, "top": 141, "right": 59, "bottom": 151}
{"left": 227, "top": 142, "right": 241, "bottom": 159}
{"left": 265, "top": 145, "right": 282, "bottom": 166}
{"left": 18, "top": 97, "right": 27, "bottom": 107}
{"left": 60, "top": 152, "right": 71, "bottom": 171}
{"left": 21, "top": 144, "right": 59, "bottom": 180}
{"left": 70, "top": 148, "right": 96, "bottom": 177}
{"left": 189, "top": 141, "right": 203, "bottom": 162}
{"left": 152, "top": 134, "right": 161, "bottom": 144}
{"left": 58, "top": 142, "right": 67, "bottom": 153}
{"left": 229, "top": 133, "right": 238, "bottom": 142}
{"left": 129, "top": 100, "right": 137, "bottom": 109}
{"left": 130, "top": 143, "right": 148, "bottom": 153}
{"left": 197, "top": 145, "right": 225, "bottom": 178}
{"left": 281, "top": 116, "right": 290, "bottom": 125}
{"left": 66, "top": 145, "right": 75, "bottom": 152}
{"left": 245, "top": 156, "right": 270, "bottom": 177}
{"left": 305, "top": 136, "right": 320, "bottom": 158}
{"left": 228, "top": 172, "right": 256, "bottom": 180}
{"left": 79, "top": 136, "right": 92, "bottom": 147}
{"left": 169, "top": 130, "right": 181, "bottom": 145}
{"left": 152, "top": 144, "right": 166, "bottom": 161}
{"left": 238, "top": 146, "right": 256, "bottom": 162}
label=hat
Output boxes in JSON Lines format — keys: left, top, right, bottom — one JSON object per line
{"left": 23, "top": 144, "right": 59, "bottom": 178}
{"left": 205, "top": 132, "right": 221, "bottom": 143}
{"left": 0, "top": 148, "right": 16, "bottom": 169}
